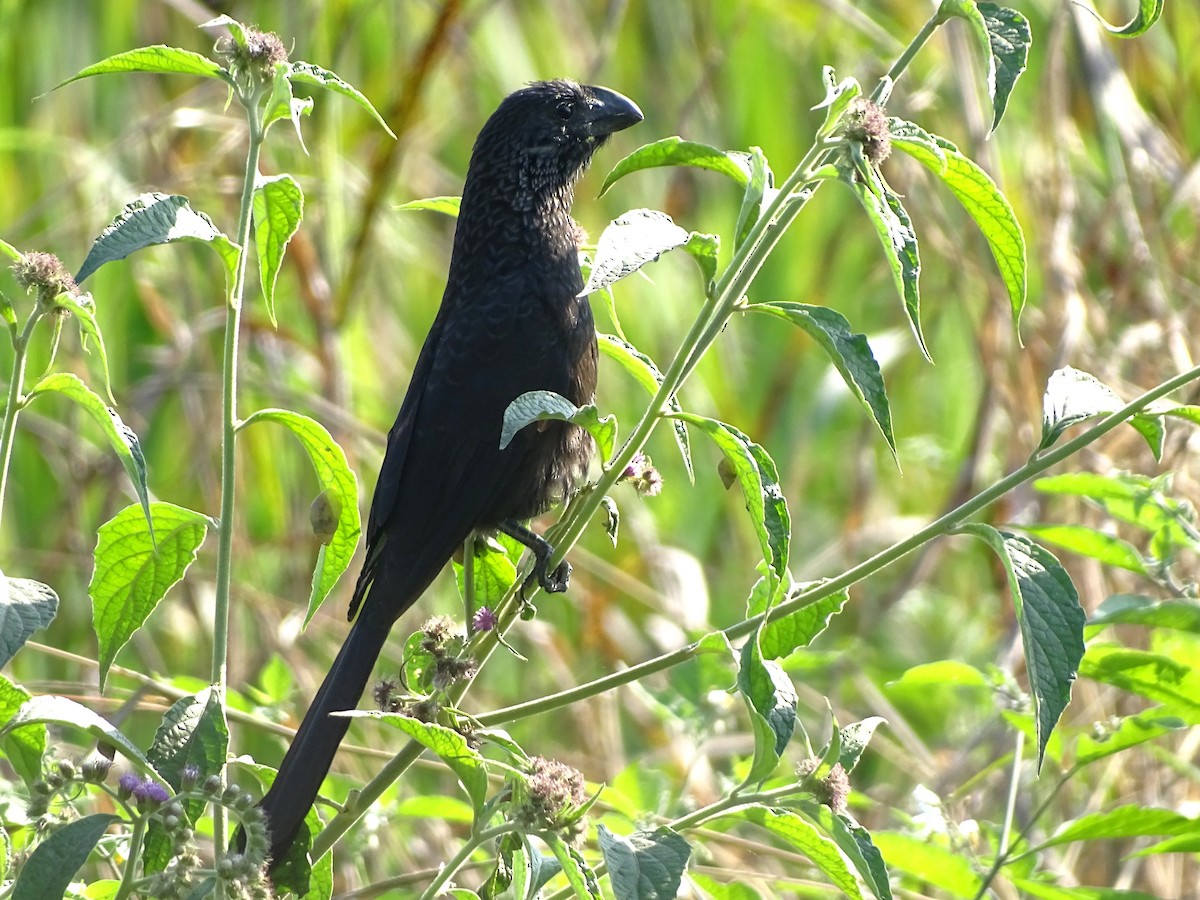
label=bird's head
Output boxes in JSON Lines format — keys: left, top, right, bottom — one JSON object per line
{"left": 467, "top": 80, "right": 643, "bottom": 206}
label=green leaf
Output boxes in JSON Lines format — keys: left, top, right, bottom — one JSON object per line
{"left": 455, "top": 536, "right": 518, "bottom": 607}
{"left": 240, "top": 410, "right": 361, "bottom": 624}
{"left": 1037, "top": 804, "right": 1199, "bottom": 851}
{"left": 735, "top": 147, "right": 774, "bottom": 249}
{"left": 1080, "top": 644, "right": 1200, "bottom": 722}
{"left": 0, "top": 674, "right": 45, "bottom": 783}
{"left": 870, "top": 831, "right": 984, "bottom": 897}
{"left": 737, "top": 630, "right": 797, "bottom": 784}
{"left": 55, "top": 46, "right": 228, "bottom": 89}
{"left": 888, "top": 119, "right": 947, "bottom": 173}
{"left": 596, "top": 333, "right": 692, "bottom": 481}
{"left": 26, "top": 372, "right": 151, "bottom": 530}
{"left": 597, "top": 825, "right": 691, "bottom": 900}
{"left": 798, "top": 802, "right": 893, "bottom": 900}
{"left": 1088, "top": 595, "right": 1200, "bottom": 635}
{"left": 1039, "top": 366, "right": 1162, "bottom": 457}
{"left": 1034, "top": 472, "right": 1197, "bottom": 551}
{"left": 684, "top": 231, "right": 720, "bottom": 299}
{"left": 1, "top": 289, "right": 16, "bottom": 329}
{"left": 842, "top": 164, "right": 927, "bottom": 360}
{"left": 288, "top": 61, "right": 396, "bottom": 138}
{"left": 1010, "top": 880, "right": 1161, "bottom": 900}
{"left": 1081, "top": 0, "right": 1164, "bottom": 37}
{"left": 43, "top": 291, "right": 116, "bottom": 403}
{"left": 395, "top": 195, "right": 462, "bottom": 216}
{"left": 252, "top": 174, "right": 304, "bottom": 327}
{"left": 724, "top": 806, "right": 863, "bottom": 899}
{"left": 75, "top": 193, "right": 239, "bottom": 287}
{"left": 0, "top": 570, "right": 58, "bottom": 668}
{"left": 200, "top": 14, "right": 248, "bottom": 46}
{"left": 580, "top": 209, "right": 690, "bottom": 297}
{"left": 818, "top": 716, "right": 888, "bottom": 775}
{"left": 958, "top": 526, "right": 1085, "bottom": 770}
{"left": 598, "top": 494, "right": 619, "bottom": 546}
{"left": 600, "top": 137, "right": 751, "bottom": 195}
{"left": 671, "top": 413, "right": 790, "bottom": 590}
{"left": 90, "top": 502, "right": 210, "bottom": 688}
{"left": 977, "top": 3, "right": 1031, "bottom": 133}
{"left": 1074, "top": 712, "right": 1186, "bottom": 765}
{"left": 3, "top": 695, "right": 159, "bottom": 775}
{"left": 891, "top": 133, "right": 1026, "bottom": 335}
{"left": 0, "top": 238, "right": 22, "bottom": 261}
{"left": 746, "top": 572, "right": 848, "bottom": 659}
{"left": 262, "top": 61, "right": 313, "bottom": 147}
{"left": 12, "top": 813, "right": 121, "bottom": 900}
{"left": 500, "top": 390, "right": 617, "bottom": 463}
{"left": 748, "top": 302, "right": 895, "bottom": 456}
{"left": 814, "top": 68, "right": 864, "bottom": 139}
{"left": 543, "top": 833, "right": 602, "bottom": 899}
{"left": 1021, "top": 524, "right": 1146, "bottom": 575}
{"left": 339, "top": 711, "right": 488, "bottom": 812}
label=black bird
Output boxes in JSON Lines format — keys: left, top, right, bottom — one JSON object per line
{"left": 257, "top": 80, "right": 642, "bottom": 866}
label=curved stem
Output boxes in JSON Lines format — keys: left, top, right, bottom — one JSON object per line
{"left": 0, "top": 311, "right": 41, "bottom": 528}
{"left": 417, "top": 823, "right": 512, "bottom": 900}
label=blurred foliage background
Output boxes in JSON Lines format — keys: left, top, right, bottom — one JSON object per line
{"left": 2, "top": 0, "right": 1198, "bottom": 895}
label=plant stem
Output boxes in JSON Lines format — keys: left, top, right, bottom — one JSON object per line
{"left": 878, "top": 10, "right": 943, "bottom": 99}
{"left": 209, "top": 99, "right": 265, "bottom": 871}
{"left": 0, "top": 311, "right": 41, "bottom": 528}
{"left": 417, "top": 823, "right": 512, "bottom": 900}
{"left": 998, "top": 729, "right": 1024, "bottom": 858}
{"left": 114, "top": 814, "right": 148, "bottom": 900}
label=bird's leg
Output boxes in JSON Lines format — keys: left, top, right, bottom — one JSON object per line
{"left": 499, "top": 520, "right": 572, "bottom": 596}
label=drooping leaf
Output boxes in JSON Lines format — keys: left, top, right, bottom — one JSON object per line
{"left": 500, "top": 390, "right": 617, "bottom": 463}
{"left": 43, "top": 290, "right": 116, "bottom": 402}
{"left": 598, "top": 825, "right": 692, "bottom": 900}
{"left": 798, "top": 802, "right": 893, "bottom": 900}
{"left": 26, "top": 372, "right": 151, "bottom": 530}
{"left": 958, "top": 525, "right": 1085, "bottom": 768}
{"left": 288, "top": 61, "right": 396, "bottom": 137}
{"left": 817, "top": 716, "right": 888, "bottom": 775}
{"left": 977, "top": 3, "right": 1032, "bottom": 133}
{"left": 252, "top": 174, "right": 304, "bottom": 326}
{"left": 543, "top": 833, "right": 602, "bottom": 900}
{"left": 12, "top": 814, "right": 121, "bottom": 900}
{"left": 239, "top": 410, "right": 360, "bottom": 624}
{"left": 1079, "top": 0, "right": 1164, "bottom": 37}
{"left": 0, "top": 674, "right": 45, "bottom": 783}
{"left": 1038, "top": 366, "right": 1163, "bottom": 458}
{"left": 684, "top": 231, "right": 721, "bottom": 298}
{"left": 75, "top": 193, "right": 239, "bottom": 286}
{"left": 748, "top": 302, "right": 894, "bottom": 456}
{"left": 580, "top": 209, "right": 690, "bottom": 297}
{"left": 90, "top": 503, "right": 210, "bottom": 688}
{"left": 0, "top": 571, "right": 58, "bottom": 668}
{"left": 737, "top": 629, "right": 798, "bottom": 784}
{"left": 3, "top": 695, "right": 159, "bottom": 776}
{"left": 600, "top": 137, "right": 751, "bottom": 195}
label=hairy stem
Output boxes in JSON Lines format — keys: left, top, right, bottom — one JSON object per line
{"left": 0, "top": 311, "right": 41, "bottom": 528}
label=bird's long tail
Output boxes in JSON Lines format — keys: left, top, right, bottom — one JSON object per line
{"left": 258, "top": 614, "right": 390, "bottom": 867}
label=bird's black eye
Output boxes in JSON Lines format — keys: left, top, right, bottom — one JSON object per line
{"left": 555, "top": 100, "right": 574, "bottom": 120}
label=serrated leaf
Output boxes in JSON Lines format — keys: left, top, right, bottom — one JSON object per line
{"left": 842, "top": 165, "right": 927, "bottom": 360}
{"left": 544, "top": 833, "right": 602, "bottom": 899}
{"left": 600, "top": 137, "right": 751, "bottom": 195}
{"left": 3, "top": 695, "right": 159, "bottom": 775}
{"left": 746, "top": 572, "right": 848, "bottom": 659}
{"left": 748, "top": 302, "right": 894, "bottom": 456}
{"left": 395, "top": 196, "right": 462, "bottom": 216}
{"left": 735, "top": 147, "right": 774, "bottom": 249}
{"left": 598, "top": 825, "right": 691, "bottom": 900}
{"left": 596, "top": 333, "right": 692, "bottom": 481}
{"left": 671, "top": 413, "right": 789, "bottom": 590}
{"left": 288, "top": 60, "right": 396, "bottom": 138}
{"left": 723, "top": 806, "right": 863, "bottom": 899}
{"left": 814, "top": 68, "right": 864, "bottom": 139}
{"left": 240, "top": 410, "right": 360, "bottom": 625}
{"left": 1022, "top": 524, "right": 1146, "bottom": 575}
{"left": 0, "top": 674, "right": 45, "bottom": 783}
{"left": 26, "top": 372, "right": 150, "bottom": 530}
{"left": 1082, "top": 0, "right": 1164, "bottom": 37}
{"left": 262, "top": 62, "right": 312, "bottom": 149}
{"left": 338, "top": 711, "right": 488, "bottom": 812}
{"left": 1080, "top": 644, "right": 1200, "bottom": 722}
{"left": 56, "top": 46, "right": 228, "bottom": 90}
{"left": 500, "top": 389, "right": 617, "bottom": 463}
{"left": 888, "top": 119, "right": 947, "bottom": 173}
{"left": 581, "top": 209, "right": 690, "bottom": 297}
{"left": 737, "top": 631, "right": 797, "bottom": 784}
{"left": 891, "top": 134, "right": 1026, "bottom": 335}
{"left": 90, "top": 502, "right": 209, "bottom": 688}
{"left": 1037, "top": 804, "right": 1199, "bottom": 851}
{"left": 12, "top": 813, "right": 121, "bottom": 900}
{"left": 1088, "top": 595, "right": 1200, "bottom": 635}
{"left": 977, "top": 3, "right": 1031, "bottom": 133}
{"left": 75, "top": 193, "right": 239, "bottom": 286}
{"left": 798, "top": 802, "right": 893, "bottom": 900}
{"left": 1038, "top": 366, "right": 1163, "bottom": 458}
{"left": 0, "top": 571, "right": 58, "bottom": 668}
{"left": 817, "top": 716, "right": 888, "bottom": 775}
{"left": 959, "top": 526, "right": 1085, "bottom": 769}
{"left": 253, "top": 174, "right": 304, "bottom": 326}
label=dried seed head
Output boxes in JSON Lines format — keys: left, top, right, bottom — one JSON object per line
{"left": 843, "top": 99, "right": 891, "bottom": 165}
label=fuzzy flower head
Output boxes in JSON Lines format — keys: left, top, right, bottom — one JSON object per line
{"left": 842, "top": 98, "right": 891, "bottom": 166}
{"left": 216, "top": 24, "right": 288, "bottom": 88}
{"left": 472, "top": 606, "right": 498, "bottom": 633}
{"left": 12, "top": 251, "right": 78, "bottom": 309}
{"left": 618, "top": 451, "right": 663, "bottom": 497}
{"left": 512, "top": 756, "right": 590, "bottom": 842}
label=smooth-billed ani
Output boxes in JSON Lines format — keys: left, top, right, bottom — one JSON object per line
{"left": 257, "top": 79, "right": 642, "bottom": 866}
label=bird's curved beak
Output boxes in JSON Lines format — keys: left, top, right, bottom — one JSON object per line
{"left": 583, "top": 86, "right": 644, "bottom": 137}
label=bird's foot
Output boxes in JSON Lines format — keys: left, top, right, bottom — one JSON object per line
{"left": 501, "top": 520, "right": 572, "bottom": 598}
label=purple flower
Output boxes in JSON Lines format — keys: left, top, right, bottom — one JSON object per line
{"left": 117, "top": 772, "right": 141, "bottom": 799}
{"left": 473, "top": 606, "right": 497, "bottom": 632}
